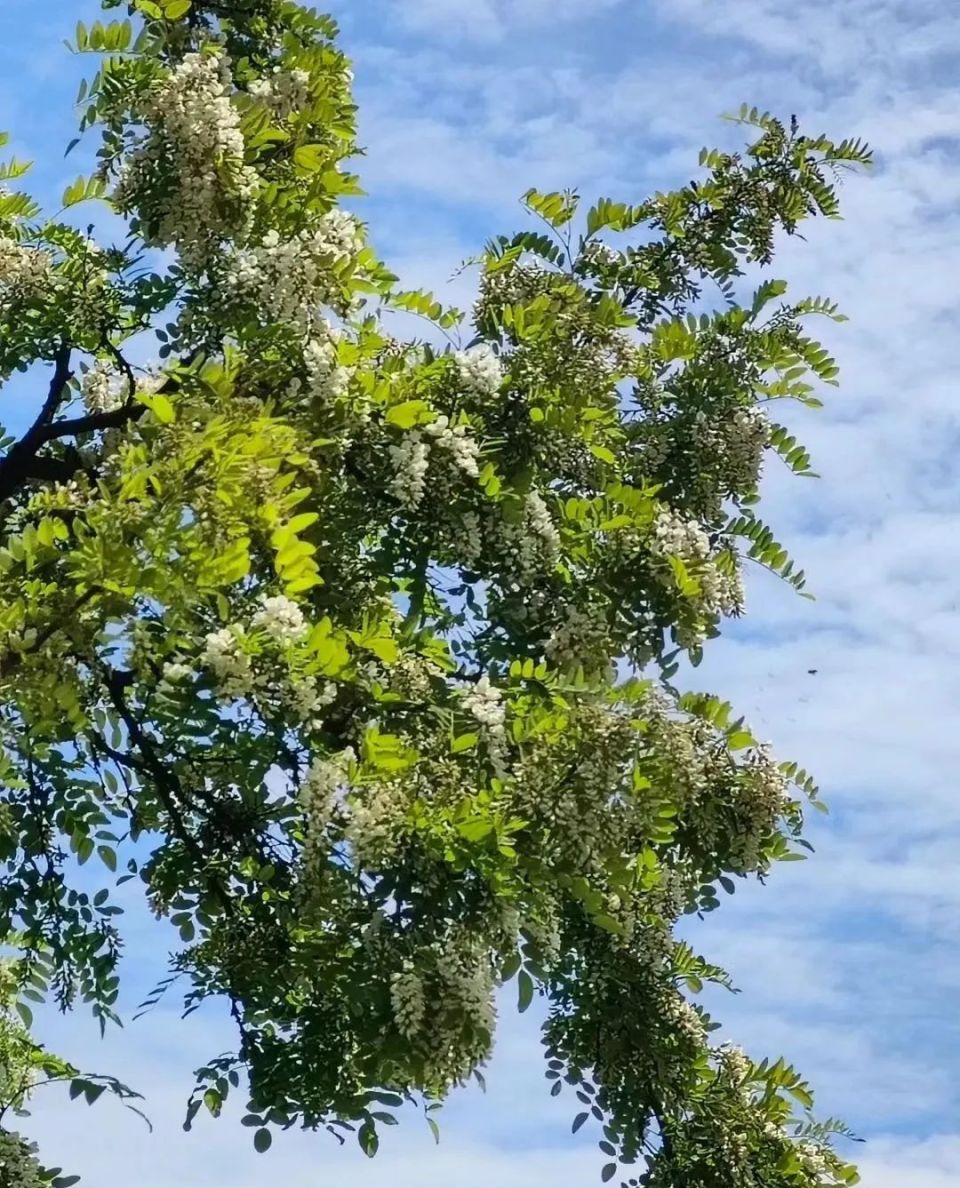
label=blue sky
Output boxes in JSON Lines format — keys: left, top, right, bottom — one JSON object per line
{"left": 4, "top": 1, "right": 960, "bottom": 1185}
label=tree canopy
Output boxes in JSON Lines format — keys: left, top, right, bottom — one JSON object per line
{"left": 0, "top": 1, "right": 871, "bottom": 1184}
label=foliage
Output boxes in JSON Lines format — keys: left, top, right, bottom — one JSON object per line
{"left": 0, "top": 0, "right": 872, "bottom": 1182}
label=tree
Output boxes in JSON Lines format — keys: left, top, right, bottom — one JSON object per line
{"left": 0, "top": 0, "right": 872, "bottom": 1183}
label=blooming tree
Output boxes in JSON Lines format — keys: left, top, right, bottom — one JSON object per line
{"left": 0, "top": 0, "right": 872, "bottom": 1183}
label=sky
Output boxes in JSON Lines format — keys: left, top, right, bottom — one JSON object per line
{"left": 1, "top": 0, "right": 960, "bottom": 1184}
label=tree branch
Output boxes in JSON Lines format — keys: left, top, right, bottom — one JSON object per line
{"left": 0, "top": 346, "right": 73, "bottom": 500}
{"left": 0, "top": 348, "right": 201, "bottom": 506}
{"left": 100, "top": 665, "right": 234, "bottom": 915}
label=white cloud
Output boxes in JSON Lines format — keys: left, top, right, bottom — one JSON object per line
{"left": 388, "top": 0, "right": 627, "bottom": 43}
{"left": 858, "top": 1136, "right": 960, "bottom": 1188}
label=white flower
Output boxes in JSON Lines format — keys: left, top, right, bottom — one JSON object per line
{"left": 455, "top": 343, "right": 502, "bottom": 398}
{"left": 648, "top": 506, "right": 744, "bottom": 621}
{"left": 0, "top": 237, "right": 52, "bottom": 300}
{"left": 112, "top": 51, "right": 258, "bottom": 270}
{"left": 388, "top": 431, "right": 430, "bottom": 509}
{"left": 286, "top": 672, "right": 336, "bottom": 724}
{"left": 580, "top": 241, "right": 620, "bottom": 268}
{"left": 81, "top": 362, "right": 124, "bottom": 415}
{"left": 251, "top": 594, "right": 308, "bottom": 647}
{"left": 463, "top": 675, "right": 507, "bottom": 771}
{"left": 299, "top": 748, "right": 354, "bottom": 876}
{"left": 160, "top": 661, "right": 193, "bottom": 687}
{"left": 249, "top": 67, "right": 312, "bottom": 119}
{"left": 303, "top": 330, "right": 351, "bottom": 401}
{"left": 425, "top": 414, "right": 481, "bottom": 477}
{"left": 649, "top": 506, "right": 711, "bottom": 564}
{"left": 220, "top": 213, "right": 364, "bottom": 328}
{"left": 690, "top": 403, "right": 771, "bottom": 494}
{"left": 463, "top": 674, "right": 505, "bottom": 733}
{"left": 201, "top": 625, "right": 253, "bottom": 699}
{"left": 390, "top": 963, "right": 425, "bottom": 1038}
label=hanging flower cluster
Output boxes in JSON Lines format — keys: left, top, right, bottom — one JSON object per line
{"left": 111, "top": 51, "right": 258, "bottom": 269}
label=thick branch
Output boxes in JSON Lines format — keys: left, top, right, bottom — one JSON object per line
{"left": 36, "top": 401, "right": 145, "bottom": 446}
{"left": 0, "top": 346, "right": 73, "bottom": 500}
{"left": 0, "top": 349, "right": 200, "bottom": 506}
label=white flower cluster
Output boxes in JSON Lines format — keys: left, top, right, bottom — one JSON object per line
{"left": 649, "top": 506, "right": 744, "bottom": 621}
{"left": 463, "top": 675, "right": 507, "bottom": 769}
{"left": 716, "top": 1042, "right": 750, "bottom": 1086}
{"left": 796, "top": 1141, "right": 832, "bottom": 1179}
{"left": 248, "top": 67, "right": 312, "bottom": 119}
{"left": 395, "top": 937, "right": 498, "bottom": 1089}
{"left": 497, "top": 491, "right": 560, "bottom": 585}
{"left": 692, "top": 404, "right": 771, "bottom": 494}
{"left": 649, "top": 506, "right": 712, "bottom": 564}
{"left": 579, "top": 240, "right": 621, "bottom": 268}
{"left": 698, "top": 559, "right": 745, "bottom": 619}
{"left": 251, "top": 594, "right": 307, "bottom": 647}
{"left": 161, "top": 660, "right": 193, "bottom": 687}
{"left": 390, "top": 963, "right": 425, "bottom": 1038}
{"left": 299, "top": 747, "right": 353, "bottom": 874}
{"left": 514, "top": 705, "right": 635, "bottom": 874}
{"left": 389, "top": 414, "right": 484, "bottom": 510}
{"left": 201, "top": 625, "right": 254, "bottom": 699}
{"left": 200, "top": 593, "right": 334, "bottom": 725}
{"left": 388, "top": 431, "right": 430, "bottom": 509}
{"left": 345, "top": 778, "right": 411, "bottom": 865}
{"left": 81, "top": 361, "right": 124, "bottom": 415}
{"left": 113, "top": 51, "right": 257, "bottom": 270}
{"left": 730, "top": 746, "right": 790, "bottom": 872}
{"left": 663, "top": 992, "right": 707, "bottom": 1047}
{"left": 463, "top": 675, "right": 505, "bottom": 731}
{"left": 302, "top": 328, "right": 351, "bottom": 402}
{"left": 455, "top": 343, "right": 502, "bottom": 399}
{"left": 0, "top": 237, "right": 52, "bottom": 300}
{"left": 425, "top": 414, "right": 481, "bottom": 477}
{"left": 285, "top": 671, "right": 336, "bottom": 725}
{"left": 222, "top": 214, "right": 362, "bottom": 330}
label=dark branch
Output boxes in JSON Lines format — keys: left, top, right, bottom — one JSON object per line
{"left": 0, "top": 348, "right": 201, "bottom": 507}
{"left": 0, "top": 346, "right": 73, "bottom": 501}
{"left": 38, "top": 401, "right": 144, "bottom": 445}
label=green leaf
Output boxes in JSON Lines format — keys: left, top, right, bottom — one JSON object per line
{"left": 364, "top": 636, "right": 399, "bottom": 664}
{"left": 450, "top": 732, "right": 479, "bottom": 754}
{"left": 517, "top": 969, "right": 534, "bottom": 1013}
{"left": 138, "top": 391, "right": 176, "bottom": 424}
{"left": 456, "top": 818, "right": 494, "bottom": 843}
{"left": 293, "top": 144, "right": 326, "bottom": 172}
{"left": 385, "top": 400, "right": 430, "bottom": 429}
{"left": 253, "top": 1128, "right": 272, "bottom": 1153}
{"left": 358, "top": 1121, "right": 379, "bottom": 1158}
